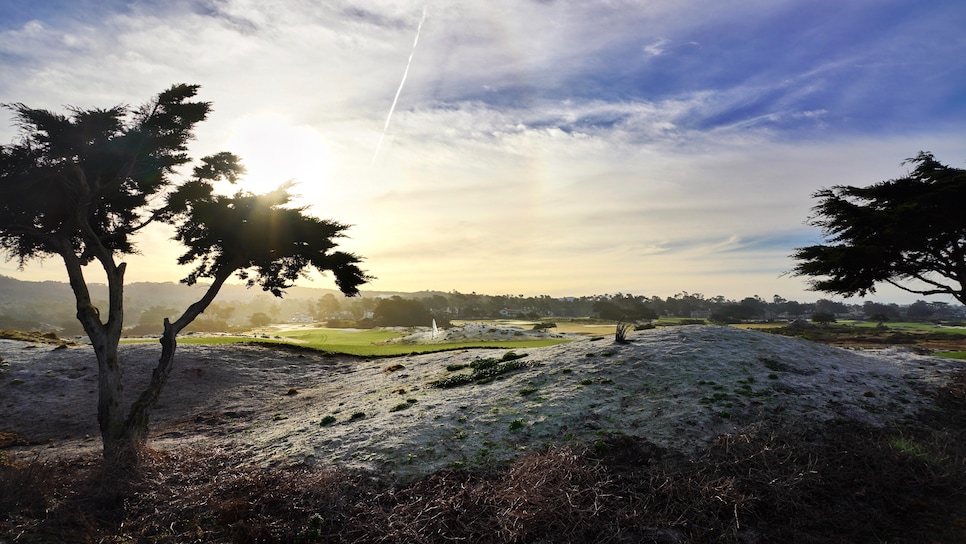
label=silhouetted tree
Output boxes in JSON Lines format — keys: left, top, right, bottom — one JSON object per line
{"left": 905, "top": 300, "right": 935, "bottom": 321}
{"left": 0, "top": 85, "right": 369, "bottom": 465}
{"left": 314, "top": 293, "right": 341, "bottom": 319}
{"left": 374, "top": 296, "right": 433, "bottom": 327}
{"left": 863, "top": 301, "right": 902, "bottom": 322}
{"left": 814, "top": 298, "right": 849, "bottom": 316}
{"left": 249, "top": 312, "right": 272, "bottom": 328}
{"left": 810, "top": 311, "right": 836, "bottom": 325}
{"left": 592, "top": 294, "right": 657, "bottom": 321}
{"left": 737, "top": 296, "right": 767, "bottom": 319}
{"left": 792, "top": 152, "right": 966, "bottom": 305}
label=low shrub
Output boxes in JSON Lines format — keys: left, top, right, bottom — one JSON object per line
{"left": 6, "top": 405, "right": 966, "bottom": 544}
{"left": 429, "top": 353, "right": 532, "bottom": 389}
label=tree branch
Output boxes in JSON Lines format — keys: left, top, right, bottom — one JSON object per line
{"left": 169, "top": 267, "right": 234, "bottom": 334}
{"left": 883, "top": 278, "right": 954, "bottom": 298}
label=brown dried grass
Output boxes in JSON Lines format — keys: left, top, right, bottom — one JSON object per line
{"left": 5, "top": 373, "right": 966, "bottom": 543}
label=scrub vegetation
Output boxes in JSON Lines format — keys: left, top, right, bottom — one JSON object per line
{"left": 3, "top": 382, "right": 965, "bottom": 543}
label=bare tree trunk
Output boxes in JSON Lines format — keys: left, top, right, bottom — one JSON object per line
{"left": 63, "top": 254, "right": 132, "bottom": 464}
{"left": 119, "top": 317, "right": 179, "bottom": 448}
{"left": 117, "top": 271, "right": 232, "bottom": 462}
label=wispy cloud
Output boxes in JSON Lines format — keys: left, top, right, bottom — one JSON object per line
{"left": 1, "top": 0, "right": 965, "bottom": 302}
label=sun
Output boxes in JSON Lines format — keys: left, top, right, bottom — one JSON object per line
{"left": 224, "top": 114, "right": 333, "bottom": 199}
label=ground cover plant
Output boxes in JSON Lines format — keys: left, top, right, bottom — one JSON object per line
{"left": 429, "top": 351, "right": 532, "bottom": 388}
{"left": 3, "top": 373, "right": 966, "bottom": 543}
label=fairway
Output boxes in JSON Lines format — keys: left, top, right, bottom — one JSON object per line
{"left": 136, "top": 326, "right": 571, "bottom": 357}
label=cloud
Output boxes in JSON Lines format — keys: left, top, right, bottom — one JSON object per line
{"left": 1, "top": 0, "right": 965, "bottom": 303}
{"left": 642, "top": 38, "right": 669, "bottom": 57}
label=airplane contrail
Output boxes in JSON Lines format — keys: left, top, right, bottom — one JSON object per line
{"left": 371, "top": 5, "right": 427, "bottom": 166}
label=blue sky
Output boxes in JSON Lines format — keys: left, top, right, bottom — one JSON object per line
{"left": 1, "top": 0, "right": 964, "bottom": 303}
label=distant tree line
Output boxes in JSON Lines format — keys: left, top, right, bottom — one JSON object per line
{"left": 2, "top": 279, "right": 964, "bottom": 333}
{"left": 310, "top": 291, "right": 965, "bottom": 328}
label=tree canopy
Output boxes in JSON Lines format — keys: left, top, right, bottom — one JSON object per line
{"left": 374, "top": 296, "right": 434, "bottom": 327}
{"left": 791, "top": 152, "right": 966, "bottom": 305}
{"left": 0, "top": 84, "right": 370, "bottom": 464}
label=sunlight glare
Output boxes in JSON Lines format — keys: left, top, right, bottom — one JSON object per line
{"left": 225, "top": 115, "right": 333, "bottom": 200}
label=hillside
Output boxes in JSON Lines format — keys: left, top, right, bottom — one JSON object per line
{"left": 3, "top": 324, "right": 966, "bottom": 542}
{"left": 2, "top": 325, "right": 961, "bottom": 474}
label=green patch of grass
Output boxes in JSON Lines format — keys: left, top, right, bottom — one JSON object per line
{"left": 888, "top": 436, "right": 945, "bottom": 465}
{"left": 278, "top": 330, "right": 564, "bottom": 356}
{"left": 575, "top": 376, "right": 615, "bottom": 387}
{"left": 850, "top": 321, "right": 966, "bottom": 334}
{"left": 123, "top": 327, "right": 568, "bottom": 356}
{"left": 700, "top": 392, "right": 734, "bottom": 405}
{"left": 937, "top": 351, "right": 966, "bottom": 360}
{"left": 475, "top": 447, "right": 493, "bottom": 462}
{"left": 508, "top": 419, "right": 525, "bottom": 432}
{"left": 760, "top": 356, "right": 792, "bottom": 373}
{"left": 389, "top": 399, "right": 417, "bottom": 413}
{"left": 295, "top": 513, "right": 324, "bottom": 543}
{"left": 319, "top": 415, "right": 337, "bottom": 426}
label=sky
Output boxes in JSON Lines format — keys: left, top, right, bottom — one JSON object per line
{"left": 1, "top": 0, "right": 965, "bottom": 304}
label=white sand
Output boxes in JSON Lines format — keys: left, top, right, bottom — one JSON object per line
{"left": 1, "top": 325, "right": 963, "bottom": 478}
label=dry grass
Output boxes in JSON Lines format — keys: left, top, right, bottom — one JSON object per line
{"left": 4, "top": 374, "right": 966, "bottom": 543}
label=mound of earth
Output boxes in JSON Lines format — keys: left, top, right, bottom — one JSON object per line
{"left": 1, "top": 325, "right": 963, "bottom": 479}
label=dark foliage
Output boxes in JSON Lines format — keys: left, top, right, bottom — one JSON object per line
{"left": 0, "top": 85, "right": 370, "bottom": 462}
{"left": 1, "top": 87, "right": 199, "bottom": 264}
{"left": 372, "top": 296, "right": 433, "bottom": 327}
{"left": 810, "top": 311, "right": 836, "bottom": 324}
{"left": 593, "top": 294, "right": 658, "bottom": 321}
{"left": 615, "top": 318, "right": 631, "bottom": 344}
{"left": 165, "top": 179, "right": 368, "bottom": 298}
{"left": 792, "top": 152, "right": 966, "bottom": 305}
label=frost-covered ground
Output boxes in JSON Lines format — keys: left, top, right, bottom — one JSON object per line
{"left": 2, "top": 325, "right": 963, "bottom": 478}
